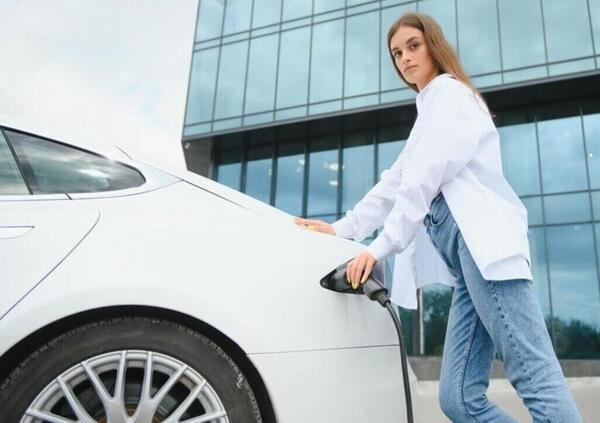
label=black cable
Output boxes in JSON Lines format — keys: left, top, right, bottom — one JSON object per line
{"left": 359, "top": 278, "right": 414, "bottom": 422}
{"left": 385, "top": 301, "right": 414, "bottom": 423}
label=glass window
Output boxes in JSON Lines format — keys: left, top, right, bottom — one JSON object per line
{"left": 422, "top": 284, "right": 453, "bottom": 355}
{"left": 378, "top": 139, "right": 406, "bottom": 178}
{"left": 245, "top": 34, "right": 279, "bottom": 115}
{"left": 522, "top": 196, "right": 543, "bottom": 226}
{"left": 223, "top": 0, "right": 252, "bottom": 35}
{"left": 275, "top": 141, "right": 305, "bottom": 216}
{"left": 6, "top": 131, "right": 145, "bottom": 194}
{"left": 216, "top": 149, "right": 242, "bottom": 190}
{"left": 498, "top": 123, "right": 541, "bottom": 196}
{"left": 381, "top": 4, "right": 416, "bottom": 92}
{"left": 196, "top": 0, "right": 224, "bottom": 41}
{"left": 252, "top": 0, "right": 282, "bottom": 28}
{"left": 591, "top": 0, "right": 600, "bottom": 55}
{"left": 314, "top": 0, "right": 345, "bottom": 14}
{"left": 348, "top": 0, "right": 372, "bottom": 6}
{"left": 503, "top": 66, "right": 547, "bottom": 84}
{"left": 538, "top": 116, "right": 588, "bottom": 193}
{"left": 457, "top": 0, "right": 501, "bottom": 75}
{"left": 310, "top": 19, "right": 344, "bottom": 103}
{"left": 542, "top": 0, "right": 594, "bottom": 63}
{"left": 528, "top": 227, "right": 551, "bottom": 318}
{"left": 548, "top": 58, "right": 595, "bottom": 77}
{"left": 418, "top": 0, "right": 457, "bottom": 48}
{"left": 593, "top": 191, "right": 600, "bottom": 220}
{"left": 345, "top": 11, "right": 379, "bottom": 97}
{"left": 214, "top": 41, "right": 249, "bottom": 120}
{"left": 342, "top": 131, "right": 374, "bottom": 213}
{"left": 471, "top": 73, "right": 502, "bottom": 88}
{"left": 307, "top": 135, "right": 339, "bottom": 216}
{"left": 0, "top": 130, "right": 28, "bottom": 195}
{"left": 343, "top": 93, "right": 378, "bottom": 110}
{"left": 546, "top": 224, "right": 600, "bottom": 358}
{"left": 583, "top": 113, "right": 600, "bottom": 190}
{"left": 497, "top": 0, "right": 546, "bottom": 70}
{"left": 282, "top": 0, "right": 312, "bottom": 21}
{"left": 544, "top": 193, "right": 591, "bottom": 224}
{"left": 183, "top": 123, "right": 211, "bottom": 137}
{"left": 276, "top": 27, "right": 311, "bottom": 109}
{"left": 399, "top": 306, "right": 417, "bottom": 356}
{"left": 185, "top": 48, "right": 219, "bottom": 124}
{"left": 213, "top": 118, "right": 241, "bottom": 131}
{"left": 244, "top": 145, "right": 272, "bottom": 204}
{"left": 597, "top": 224, "right": 600, "bottom": 273}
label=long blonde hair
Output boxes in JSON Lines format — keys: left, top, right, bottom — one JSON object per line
{"left": 387, "top": 12, "right": 491, "bottom": 114}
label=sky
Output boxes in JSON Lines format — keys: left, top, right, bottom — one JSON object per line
{"left": 0, "top": 0, "right": 198, "bottom": 168}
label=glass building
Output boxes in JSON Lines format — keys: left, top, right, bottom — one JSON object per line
{"left": 183, "top": 0, "right": 600, "bottom": 362}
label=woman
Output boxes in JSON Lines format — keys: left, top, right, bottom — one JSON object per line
{"left": 294, "top": 12, "right": 581, "bottom": 423}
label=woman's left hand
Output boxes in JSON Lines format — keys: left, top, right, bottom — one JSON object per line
{"left": 346, "top": 251, "right": 378, "bottom": 290}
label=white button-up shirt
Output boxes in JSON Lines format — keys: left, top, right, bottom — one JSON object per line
{"left": 332, "top": 73, "right": 532, "bottom": 309}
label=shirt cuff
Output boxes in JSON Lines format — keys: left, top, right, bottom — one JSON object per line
{"left": 366, "top": 233, "right": 395, "bottom": 262}
{"left": 331, "top": 218, "right": 353, "bottom": 239}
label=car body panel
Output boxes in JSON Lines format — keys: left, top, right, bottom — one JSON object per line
{"left": 0, "top": 181, "right": 398, "bottom": 358}
{"left": 0, "top": 202, "right": 99, "bottom": 318}
{"left": 0, "top": 194, "right": 69, "bottom": 202}
{"left": 248, "top": 346, "right": 416, "bottom": 422}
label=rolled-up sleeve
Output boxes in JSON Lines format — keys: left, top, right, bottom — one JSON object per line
{"left": 332, "top": 158, "right": 403, "bottom": 241}
{"left": 366, "top": 81, "right": 484, "bottom": 262}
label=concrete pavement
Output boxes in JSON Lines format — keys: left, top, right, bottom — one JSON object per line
{"left": 413, "top": 377, "right": 600, "bottom": 422}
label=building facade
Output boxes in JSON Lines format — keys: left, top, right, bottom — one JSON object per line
{"left": 183, "top": 0, "right": 600, "bottom": 359}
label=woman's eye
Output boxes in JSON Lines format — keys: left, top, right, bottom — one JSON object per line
{"left": 410, "top": 43, "right": 418, "bottom": 50}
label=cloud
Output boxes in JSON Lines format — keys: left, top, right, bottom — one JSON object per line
{"left": 0, "top": 0, "right": 197, "bottom": 168}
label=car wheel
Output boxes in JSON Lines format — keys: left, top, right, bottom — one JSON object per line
{"left": 0, "top": 317, "right": 262, "bottom": 422}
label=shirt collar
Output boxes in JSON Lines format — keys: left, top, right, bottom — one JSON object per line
{"left": 415, "top": 72, "right": 454, "bottom": 113}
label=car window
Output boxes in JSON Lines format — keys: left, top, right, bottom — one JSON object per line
{"left": 0, "top": 130, "right": 29, "bottom": 195}
{"left": 4, "top": 130, "right": 145, "bottom": 194}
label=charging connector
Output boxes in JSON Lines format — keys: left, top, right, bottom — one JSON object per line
{"left": 361, "top": 278, "right": 391, "bottom": 306}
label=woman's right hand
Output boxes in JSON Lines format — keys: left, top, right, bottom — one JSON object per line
{"left": 293, "top": 217, "right": 336, "bottom": 235}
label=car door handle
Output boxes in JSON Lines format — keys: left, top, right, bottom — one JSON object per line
{"left": 0, "top": 226, "right": 34, "bottom": 239}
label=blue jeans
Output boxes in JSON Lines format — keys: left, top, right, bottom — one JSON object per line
{"left": 423, "top": 192, "right": 581, "bottom": 422}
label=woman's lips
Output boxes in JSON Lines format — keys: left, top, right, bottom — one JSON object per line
{"left": 405, "top": 65, "right": 417, "bottom": 72}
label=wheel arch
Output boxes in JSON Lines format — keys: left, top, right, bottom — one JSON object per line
{"left": 0, "top": 305, "right": 277, "bottom": 423}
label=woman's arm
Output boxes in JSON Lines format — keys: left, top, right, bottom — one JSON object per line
{"left": 331, "top": 153, "right": 405, "bottom": 241}
{"left": 294, "top": 173, "right": 399, "bottom": 236}
{"left": 293, "top": 151, "right": 404, "bottom": 238}
{"left": 366, "top": 80, "right": 484, "bottom": 262}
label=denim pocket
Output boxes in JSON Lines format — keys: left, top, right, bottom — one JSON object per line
{"left": 428, "top": 202, "right": 451, "bottom": 228}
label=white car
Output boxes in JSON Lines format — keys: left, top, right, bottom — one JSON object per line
{"left": 0, "top": 124, "right": 415, "bottom": 422}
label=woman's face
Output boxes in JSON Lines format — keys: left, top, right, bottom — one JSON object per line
{"left": 390, "top": 25, "right": 439, "bottom": 91}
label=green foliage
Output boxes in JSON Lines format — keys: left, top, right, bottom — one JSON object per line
{"left": 550, "top": 317, "right": 600, "bottom": 359}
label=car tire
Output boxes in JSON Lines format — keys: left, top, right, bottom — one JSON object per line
{"left": 0, "top": 317, "right": 263, "bottom": 422}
